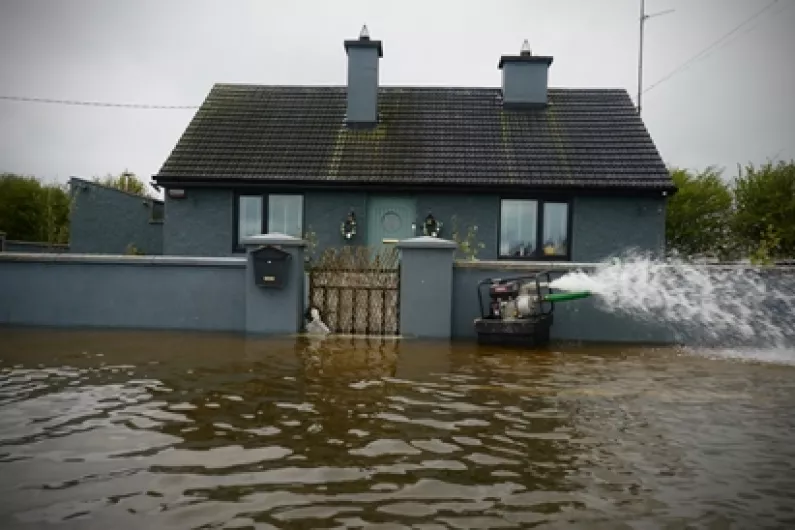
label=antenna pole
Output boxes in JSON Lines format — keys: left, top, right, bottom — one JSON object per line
{"left": 638, "top": 0, "right": 646, "bottom": 115}
{"left": 637, "top": 1, "right": 675, "bottom": 116}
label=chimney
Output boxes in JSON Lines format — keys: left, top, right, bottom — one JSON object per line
{"left": 498, "top": 40, "right": 554, "bottom": 108}
{"left": 343, "top": 25, "right": 383, "bottom": 127}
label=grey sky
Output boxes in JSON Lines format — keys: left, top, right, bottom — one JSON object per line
{"left": 0, "top": 0, "right": 793, "bottom": 190}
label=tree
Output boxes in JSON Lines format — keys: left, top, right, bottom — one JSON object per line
{"left": 94, "top": 170, "right": 150, "bottom": 197}
{"left": 732, "top": 160, "right": 795, "bottom": 260}
{"left": 665, "top": 166, "right": 734, "bottom": 259}
{"left": 0, "top": 173, "right": 70, "bottom": 244}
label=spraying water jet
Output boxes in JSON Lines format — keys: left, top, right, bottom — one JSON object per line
{"left": 548, "top": 253, "right": 795, "bottom": 351}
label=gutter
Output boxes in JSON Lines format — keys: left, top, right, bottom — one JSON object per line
{"left": 151, "top": 176, "right": 677, "bottom": 198}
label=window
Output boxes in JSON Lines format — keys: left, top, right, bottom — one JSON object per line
{"left": 238, "top": 196, "right": 263, "bottom": 244}
{"left": 499, "top": 199, "right": 570, "bottom": 259}
{"left": 500, "top": 200, "right": 537, "bottom": 258}
{"left": 235, "top": 193, "right": 304, "bottom": 249}
{"left": 267, "top": 195, "right": 303, "bottom": 238}
{"left": 150, "top": 201, "right": 165, "bottom": 223}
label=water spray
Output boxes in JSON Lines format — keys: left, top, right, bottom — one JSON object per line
{"left": 549, "top": 252, "right": 795, "bottom": 350}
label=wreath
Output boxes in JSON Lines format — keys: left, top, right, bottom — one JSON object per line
{"left": 340, "top": 211, "right": 357, "bottom": 240}
{"left": 422, "top": 213, "right": 442, "bottom": 237}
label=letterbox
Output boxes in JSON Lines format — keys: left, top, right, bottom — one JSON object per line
{"left": 251, "top": 245, "right": 291, "bottom": 288}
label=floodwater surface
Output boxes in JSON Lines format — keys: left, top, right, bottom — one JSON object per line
{"left": 0, "top": 328, "right": 794, "bottom": 529}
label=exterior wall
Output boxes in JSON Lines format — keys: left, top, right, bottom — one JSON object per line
{"left": 415, "top": 194, "right": 499, "bottom": 260}
{"left": 0, "top": 254, "right": 245, "bottom": 331}
{"left": 571, "top": 196, "right": 666, "bottom": 262}
{"left": 163, "top": 189, "right": 234, "bottom": 256}
{"left": 415, "top": 194, "right": 665, "bottom": 262}
{"left": 160, "top": 189, "right": 666, "bottom": 263}
{"left": 70, "top": 179, "right": 163, "bottom": 255}
{"left": 306, "top": 192, "right": 497, "bottom": 260}
{"left": 304, "top": 191, "right": 368, "bottom": 259}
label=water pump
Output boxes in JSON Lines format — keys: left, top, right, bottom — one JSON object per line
{"left": 473, "top": 271, "right": 591, "bottom": 346}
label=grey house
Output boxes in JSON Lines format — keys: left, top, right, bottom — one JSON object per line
{"left": 152, "top": 30, "right": 675, "bottom": 262}
{"left": 69, "top": 177, "right": 164, "bottom": 255}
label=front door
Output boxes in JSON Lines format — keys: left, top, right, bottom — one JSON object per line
{"left": 367, "top": 196, "right": 417, "bottom": 251}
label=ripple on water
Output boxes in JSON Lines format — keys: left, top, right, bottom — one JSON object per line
{"left": 1, "top": 333, "right": 794, "bottom": 529}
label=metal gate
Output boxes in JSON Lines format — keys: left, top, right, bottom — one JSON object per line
{"left": 308, "top": 247, "right": 400, "bottom": 335}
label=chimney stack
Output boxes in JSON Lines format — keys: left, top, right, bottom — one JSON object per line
{"left": 498, "top": 40, "right": 554, "bottom": 108}
{"left": 344, "top": 25, "right": 383, "bottom": 127}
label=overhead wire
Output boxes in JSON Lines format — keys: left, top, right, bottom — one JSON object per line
{"left": 643, "top": 0, "right": 786, "bottom": 95}
{"left": 0, "top": 95, "right": 199, "bottom": 109}
{"left": 1, "top": 2, "right": 789, "bottom": 109}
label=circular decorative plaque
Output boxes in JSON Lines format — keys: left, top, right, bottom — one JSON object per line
{"left": 381, "top": 211, "right": 402, "bottom": 233}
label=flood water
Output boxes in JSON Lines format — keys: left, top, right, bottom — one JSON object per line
{"left": 1, "top": 328, "right": 794, "bottom": 529}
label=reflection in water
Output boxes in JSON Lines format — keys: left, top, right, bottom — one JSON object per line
{"left": 0, "top": 328, "right": 794, "bottom": 529}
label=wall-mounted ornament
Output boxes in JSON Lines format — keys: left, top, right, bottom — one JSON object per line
{"left": 423, "top": 212, "right": 442, "bottom": 237}
{"left": 340, "top": 210, "right": 357, "bottom": 240}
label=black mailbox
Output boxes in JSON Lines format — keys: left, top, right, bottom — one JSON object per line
{"left": 251, "top": 245, "right": 291, "bottom": 288}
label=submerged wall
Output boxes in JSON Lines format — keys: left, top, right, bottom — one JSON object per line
{"left": 0, "top": 235, "right": 309, "bottom": 335}
{"left": 0, "top": 254, "right": 246, "bottom": 331}
{"left": 452, "top": 262, "right": 675, "bottom": 343}
{"left": 452, "top": 261, "right": 795, "bottom": 346}
{"left": 3, "top": 238, "right": 792, "bottom": 346}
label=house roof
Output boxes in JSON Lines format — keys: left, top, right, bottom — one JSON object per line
{"left": 69, "top": 177, "right": 164, "bottom": 205}
{"left": 154, "top": 84, "right": 675, "bottom": 193}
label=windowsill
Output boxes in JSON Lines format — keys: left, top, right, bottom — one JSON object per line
{"left": 456, "top": 260, "right": 592, "bottom": 272}
{"left": 497, "top": 255, "right": 570, "bottom": 261}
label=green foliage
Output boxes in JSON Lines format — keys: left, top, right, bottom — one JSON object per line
{"left": 732, "top": 160, "right": 795, "bottom": 260}
{"left": 125, "top": 243, "right": 146, "bottom": 256}
{"left": 450, "top": 215, "right": 485, "bottom": 261}
{"left": 665, "top": 166, "right": 734, "bottom": 260}
{"left": 748, "top": 224, "right": 781, "bottom": 266}
{"left": 302, "top": 226, "right": 319, "bottom": 266}
{"left": 666, "top": 160, "right": 795, "bottom": 262}
{"left": 94, "top": 170, "right": 150, "bottom": 197}
{"left": 0, "top": 173, "right": 71, "bottom": 244}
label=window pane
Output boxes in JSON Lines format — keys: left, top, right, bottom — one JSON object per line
{"left": 238, "top": 196, "right": 263, "bottom": 244}
{"left": 542, "top": 202, "right": 569, "bottom": 256}
{"left": 500, "top": 200, "right": 537, "bottom": 257}
{"left": 268, "top": 195, "right": 303, "bottom": 238}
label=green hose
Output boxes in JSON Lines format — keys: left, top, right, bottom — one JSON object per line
{"left": 542, "top": 291, "right": 592, "bottom": 302}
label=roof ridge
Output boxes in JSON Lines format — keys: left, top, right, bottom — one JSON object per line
{"left": 211, "top": 83, "right": 630, "bottom": 93}
{"left": 69, "top": 176, "right": 163, "bottom": 203}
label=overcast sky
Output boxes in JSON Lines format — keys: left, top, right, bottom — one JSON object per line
{"left": 0, "top": 0, "right": 793, "bottom": 189}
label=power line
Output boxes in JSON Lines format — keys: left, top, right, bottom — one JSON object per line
{"left": 0, "top": 95, "right": 199, "bottom": 109}
{"left": 702, "top": 0, "right": 793, "bottom": 61}
{"left": 643, "top": 0, "right": 783, "bottom": 95}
